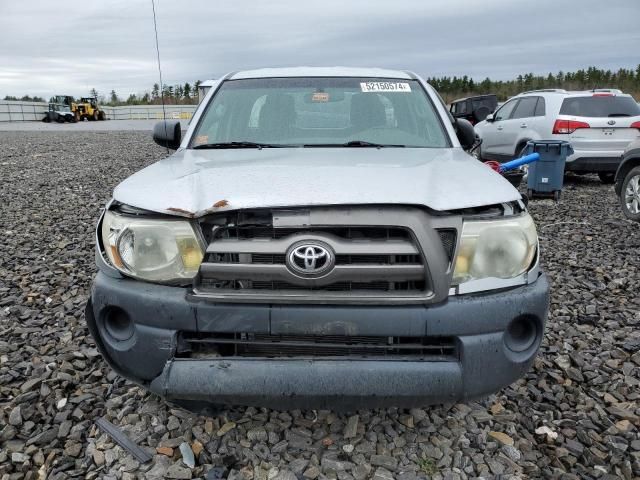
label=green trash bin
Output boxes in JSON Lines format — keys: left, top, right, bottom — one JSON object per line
{"left": 525, "top": 140, "right": 574, "bottom": 201}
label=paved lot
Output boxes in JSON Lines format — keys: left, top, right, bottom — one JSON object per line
{"left": 0, "top": 120, "right": 159, "bottom": 132}
{"left": 0, "top": 131, "right": 638, "bottom": 479}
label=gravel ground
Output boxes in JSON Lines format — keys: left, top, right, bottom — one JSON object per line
{"left": 1, "top": 132, "right": 639, "bottom": 480}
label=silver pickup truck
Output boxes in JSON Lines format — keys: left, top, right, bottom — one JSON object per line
{"left": 86, "top": 67, "right": 549, "bottom": 410}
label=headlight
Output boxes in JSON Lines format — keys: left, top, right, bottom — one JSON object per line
{"left": 101, "top": 210, "right": 204, "bottom": 283}
{"left": 452, "top": 213, "right": 537, "bottom": 285}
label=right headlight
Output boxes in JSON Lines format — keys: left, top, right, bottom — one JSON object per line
{"left": 101, "top": 210, "right": 204, "bottom": 284}
{"left": 452, "top": 213, "right": 538, "bottom": 285}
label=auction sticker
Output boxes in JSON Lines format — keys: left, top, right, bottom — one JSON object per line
{"left": 360, "top": 82, "right": 411, "bottom": 92}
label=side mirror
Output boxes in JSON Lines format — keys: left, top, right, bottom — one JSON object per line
{"left": 153, "top": 120, "right": 181, "bottom": 149}
{"left": 455, "top": 118, "right": 476, "bottom": 150}
{"left": 485, "top": 113, "right": 495, "bottom": 122}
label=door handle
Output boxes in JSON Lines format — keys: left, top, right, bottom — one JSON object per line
{"left": 520, "top": 123, "right": 527, "bottom": 128}
{"left": 497, "top": 126, "right": 503, "bottom": 131}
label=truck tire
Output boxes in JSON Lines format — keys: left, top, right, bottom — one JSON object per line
{"left": 98, "top": 111, "right": 106, "bottom": 121}
{"left": 92, "top": 111, "right": 99, "bottom": 121}
{"left": 620, "top": 165, "right": 640, "bottom": 222}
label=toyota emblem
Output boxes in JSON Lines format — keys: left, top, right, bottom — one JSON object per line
{"left": 286, "top": 241, "right": 335, "bottom": 277}
{"left": 607, "top": 119, "right": 616, "bottom": 126}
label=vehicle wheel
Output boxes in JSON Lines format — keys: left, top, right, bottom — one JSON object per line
{"left": 515, "top": 145, "right": 530, "bottom": 180}
{"left": 620, "top": 166, "right": 640, "bottom": 222}
{"left": 598, "top": 172, "right": 615, "bottom": 184}
{"left": 98, "top": 111, "right": 106, "bottom": 121}
{"left": 92, "top": 111, "right": 99, "bottom": 121}
{"left": 515, "top": 144, "right": 528, "bottom": 159}
{"left": 56, "top": 114, "right": 64, "bottom": 123}
{"left": 42, "top": 115, "right": 50, "bottom": 123}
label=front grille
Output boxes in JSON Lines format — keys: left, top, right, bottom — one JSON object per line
{"left": 178, "top": 332, "right": 458, "bottom": 360}
{"left": 437, "top": 229, "right": 457, "bottom": 263}
{"left": 197, "top": 221, "right": 428, "bottom": 295}
{"left": 193, "top": 208, "right": 459, "bottom": 303}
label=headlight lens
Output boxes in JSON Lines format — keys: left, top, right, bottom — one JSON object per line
{"left": 452, "top": 213, "right": 537, "bottom": 285}
{"left": 101, "top": 210, "right": 204, "bottom": 283}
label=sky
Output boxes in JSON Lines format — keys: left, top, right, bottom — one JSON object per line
{"left": 1, "top": 0, "right": 639, "bottom": 99}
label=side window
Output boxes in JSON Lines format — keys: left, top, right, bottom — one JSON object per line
{"left": 494, "top": 99, "right": 518, "bottom": 121}
{"left": 511, "top": 97, "right": 538, "bottom": 119}
{"left": 534, "top": 97, "right": 546, "bottom": 116}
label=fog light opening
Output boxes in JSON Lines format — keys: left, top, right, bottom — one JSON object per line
{"left": 103, "top": 306, "right": 135, "bottom": 342}
{"left": 505, "top": 316, "right": 538, "bottom": 353}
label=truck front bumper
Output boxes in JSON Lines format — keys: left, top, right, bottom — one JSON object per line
{"left": 86, "top": 271, "right": 549, "bottom": 410}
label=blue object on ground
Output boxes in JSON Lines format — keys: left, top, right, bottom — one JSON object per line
{"left": 499, "top": 153, "right": 540, "bottom": 172}
{"left": 524, "top": 140, "right": 574, "bottom": 200}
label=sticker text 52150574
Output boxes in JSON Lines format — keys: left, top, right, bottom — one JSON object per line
{"left": 360, "top": 82, "right": 411, "bottom": 93}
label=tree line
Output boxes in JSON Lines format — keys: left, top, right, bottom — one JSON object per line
{"left": 2, "top": 94, "right": 46, "bottom": 102}
{"left": 430, "top": 65, "right": 640, "bottom": 103}
{"left": 5, "top": 65, "right": 640, "bottom": 106}
{"left": 101, "top": 80, "right": 204, "bottom": 106}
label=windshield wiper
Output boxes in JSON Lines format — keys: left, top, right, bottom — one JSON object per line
{"left": 304, "top": 140, "right": 406, "bottom": 148}
{"left": 192, "top": 141, "right": 290, "bottom": 149}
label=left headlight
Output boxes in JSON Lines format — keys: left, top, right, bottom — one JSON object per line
{"left": 101, "top": 210, "right": 204, "bottom": 283}
{"left": 452, "top": 213, "right": 538, "bottom": 285}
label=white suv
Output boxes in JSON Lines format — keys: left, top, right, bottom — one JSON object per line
{"left": 475, "top": 89, "right": 640, "bottom": 183}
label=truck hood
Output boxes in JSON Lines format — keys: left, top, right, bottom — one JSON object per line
{"left": 113, "top": 147, "right": 520, "bottom": 217}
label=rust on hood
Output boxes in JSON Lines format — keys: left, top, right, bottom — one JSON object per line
{"left": 212, "top": 199, "right": 229, "bottom": 208}
{"left": 166, "top": 207, "right": 195, "bottom": 218}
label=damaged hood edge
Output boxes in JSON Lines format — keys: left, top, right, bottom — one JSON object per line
{"left": 113, "top": 147, "right": 521, "bottom": 218}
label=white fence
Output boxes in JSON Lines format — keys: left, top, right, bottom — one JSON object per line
{"left": 101, "top": 105, "right": 197, "bottom": 121}
{"left": 0, "top": 101, "right": 48, "bottom": 122}
{"left": 0, "top": 100, "right": 197, "bottom": 122}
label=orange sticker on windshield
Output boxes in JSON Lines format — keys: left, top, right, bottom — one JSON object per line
{"left": 312, "top": 92, "right": 329, "bottom": 102}
{"left": 194, "top": 135, "right": 208, "bottom": 145}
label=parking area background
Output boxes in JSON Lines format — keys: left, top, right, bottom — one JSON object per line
{"left": 0, "top": 99, "right": 196, "bottom": 123}
{"left": 0, "top": 131, "right": 638, "bottom": 479}
{"left": 0, "top": 120, "right": 159, "bottom": 132}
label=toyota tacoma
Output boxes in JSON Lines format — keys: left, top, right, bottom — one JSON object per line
{"left": 86, "top": 67, "right": 549, "bottom": 410}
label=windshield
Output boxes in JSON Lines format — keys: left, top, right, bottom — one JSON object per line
{"left": 560, "top": 95, "right": 640, "bottom": 117}
{"left": 190, "top": 77, "right": 449, "bottom": 148}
